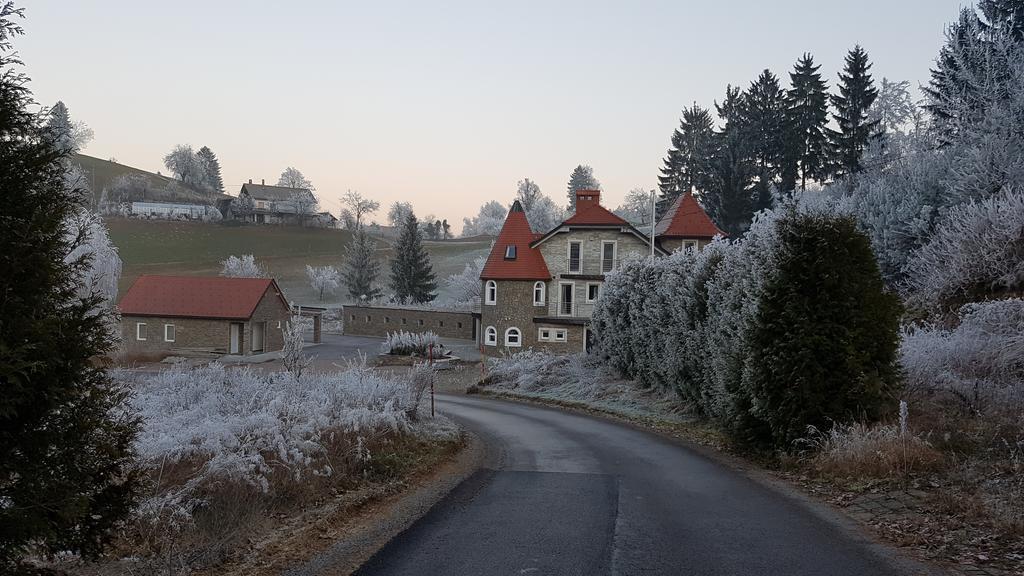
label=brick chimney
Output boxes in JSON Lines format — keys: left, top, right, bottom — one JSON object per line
{"left": 248, "top": 178, "right": 252, "bottom": 184}
{"left": 574, "top": 189, "right": 600, "bottom": 212}
{"left": 261, "top": 178, "right": 265, "bottom": 185}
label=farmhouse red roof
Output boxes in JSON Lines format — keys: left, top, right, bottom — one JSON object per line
{"left": 562, "top": 190, "right": 629, "bottom": 226}
{"left": 118, "top": 275, "right": 287, "bottom": 320}
{"left": 480, "top": 201, "right": 552, "bottom": 281}
{"left": 654, "top": 193, "right": 726, "bottom": 239}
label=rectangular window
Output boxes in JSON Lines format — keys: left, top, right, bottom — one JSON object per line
{"left": 504, "top": 245, "right": 517, "bottom": 260}
{"left": 402, "top": 318, "right": 407, "bottom": 325}
{"left": 539, "top": 329, "right": 551, "bottom": 341}
{"left": 351, "top": 314, "right": 356, "bottom": 322}
{"left": 684, "top": 240, "right": 698, "bottom": 253}
{"left": 365, "top": 315, "right": 371, "bottom": 323}
{"left": 457, "top": 322, "right": 463, "bottom": 329}
{"left": 439, "top": 320, "right": 445, "bottom": 327}
{"left": 418, "top": 319, "right": 424, "bottom": 326}
{"left": 568, "top": 241, "right": 581, "bottom": 273}
{"left": 587, "top": 283, "right": 600, "bottom": 302}
{"left": 601, "top": 241, "right": 616, "bottom": 273}
{"left": 554, "top": 329, "right": 567, "bottom": 341}
{"left": 384, "top": 316, "right": 390, "bottom": 323}
{"left": 164, "top": 324, "right": 175, "bottom": 342}
{"left": 559, "top": 282, "right": 574, "bottom": 316}
{"left": 252, "top": 321, "right": 266, "bottom": 353}
{"left": 136, "top": 322, "right": 147, "bottom": 341}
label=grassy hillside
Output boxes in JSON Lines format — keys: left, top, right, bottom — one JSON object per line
{"left": 107, "top": 218, "right": 491, "bottom": 306}
{"left": 74, "top": 154, "right": 228, "bottom": 205}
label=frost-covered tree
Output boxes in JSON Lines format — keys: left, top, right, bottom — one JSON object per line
{"left": 515, "top": 178, "right": 543, "bottom": 211}
{"left": 340, "top": 189, "right": 379, "bottom": 231}
{"left": 387, "top": 200, "right": 414, "bottom": 227}
{"left": 281, "top": 319, "right": 312, "bottom": 379}
{"left": 566, "top": 164, "right": 600, "bottom": 212}
{"left": 195, "top": 145, "right": 224, "bottom": 193}
{"left": 461, "top": 200, "right": 506, "bottom": 237}
{"left": 44, "top": 100, "right": 93, "bottom": 154}
{"left": 442, "top": 219, "right": 451, "bottom": 239}
{"left": 658, "top": 104, "right": 716, "bottom": 214}
{"left": 442, "top": 256, "right": 485, "bottom": 306}
{"left": 230, "top": 192, "right": 256, "bottom": 220}
{"left": 784, "top": 54, "right": 830, "bottom": 190}
{"left": 865, "top": 78, "right": 923, "bottom": 164}
{"left": 220, "top": 254, "right": 268, "bottom": 278}
{"left": 342, "top": 228, "right": 383, "bottom": 301}
{"left": 163, "top": 144, "right": 203, "bottom": 187}
{"left": 0, "top": 3, "right": 140, "bottom": 564}
{"left": 289, "top": 188, "right": 318, "bottom": 218}
{"left": 515, "top": 179, "right": 563, "bottom": 232}
{"left": 614, "top": 187, "right": 654, "bottom": 227}
{"left": 277, "top": 166, "right": 314, "bottom": 190}
{"left": 829, "top": 45, "right": 880, "bottom": 178}
{"left": 63, "top": 210, "right": 121, "bottom": 305}
{"left": 390, "top": 213, "right": 437, "bottom": 303}
{"left": 306, "top": 264, "right": 340, "bottom": 301}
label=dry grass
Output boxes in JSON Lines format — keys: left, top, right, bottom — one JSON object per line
{"left": 800, "top": 421, "right": 944, "bottom": 481}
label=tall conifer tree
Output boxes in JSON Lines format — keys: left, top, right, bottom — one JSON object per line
{"left": 565, "top": 165, "right": 600, "bottom": 212}
{"left": 389, "top": 213, "right": 437, "bottom": 303}
{"left": 342, "top": 229, "right": 382, "bottom": 300}
{"left": 829, "top": 45, "right": 880, "bottom": 177}
{"left": 0, "top": 3, "right": 140, "bottom": 565}
{"left": 784, "top": 54, "right": 830, "bottom": 190}
{"left": 657, "top": 103, "right": 716, "bottom": 216}
{"left": 743, "top": 69, "right": 787, "bottom": 210}
{"left": 705, "top": 85, "right": 756, "bottom": 236}
{"left": 196, "top": 145, "right": 224, "bottom": 193}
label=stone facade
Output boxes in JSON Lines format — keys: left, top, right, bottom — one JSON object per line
{"left": 120, "top": 288, "right": 288, "bottom": 359}
{"left": 659, "top": 237, "right": 712, "bottom": 254}
{"left": 342, "top": 305, "right": 477, "bottom": 340}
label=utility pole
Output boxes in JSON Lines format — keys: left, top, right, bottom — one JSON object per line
{"left": 650, "top": 189, "right": 656, "bottom": 257}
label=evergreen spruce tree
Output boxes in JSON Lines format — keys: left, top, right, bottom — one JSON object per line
{"left": 196, "top": 145, "right": 224, "bottom": 194}
{"left": 705, "top": 85, "right": 756, "bottom": 236}
{"left": 657, "top": 103, "right": 716, "bottom": 217}
{"left": 342, "top": 228, "right": 382, "bottom": 300}
{"left": 829, "top": 45, "right": 880, "bottom": 177}
{"left": 785, "top": 53, "right": 830, "bottom": 190}
{"left": 565, "top": 164, "right": 600, "bottom": 212}
{"left": 745, "top": 211, "right": 902, "bottom": 446}
{"left": 389, "top": 213, "right": 437, "bottom": 303}
{"left": 979, "top": 0, "right": 1024, "bottom": 39}
{"left": 743, "top": 70, "right": 787, "bottom": 211}
{"left": 0, "top": 3, "right": 140, "bottom": 565}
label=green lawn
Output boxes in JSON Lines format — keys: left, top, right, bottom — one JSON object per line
{"left": 106, "top": 218, "right": 491, "bottom": 306}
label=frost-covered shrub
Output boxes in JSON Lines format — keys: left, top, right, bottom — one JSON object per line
{"left": 381, "top": 330, "right": 441, "bottom": 356}
{"left": 901, "top": 298, "right": 1024, "bottom": 411}
{"left": 219, "top": 254, "right": 267, "bottom": 278}
{"left": 904, "top": 188, "right": 1024, "bottom": 311}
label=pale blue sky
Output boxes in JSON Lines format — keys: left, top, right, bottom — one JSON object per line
{"left": 19, "top": 0, "right": 967, "bottom": 228}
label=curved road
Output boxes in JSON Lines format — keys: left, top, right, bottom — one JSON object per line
{"left": 355, "top": 394, "right": 937, "bottom": 576}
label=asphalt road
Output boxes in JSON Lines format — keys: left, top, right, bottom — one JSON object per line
{"left": 354, "top": 394, "right": 938, "bottom": 576}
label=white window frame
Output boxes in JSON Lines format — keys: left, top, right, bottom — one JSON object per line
{"left": 484, "top": 326, "right": 497, "bottom": 346}
{"left": 567, "top": 241, "right": 582, "bottom": 273}
{"left": 553, "top": 329, "right": 567, "bottom": 342}
{"left": 683, "top": 240, "right": 698, "bottom": 254}
{"left": 533, "top": 281, "right": 546, "bottom": 306}
{"left": 485, "top": 280, "right": 497, "bottom": 305}
{"left": 136, "top": 322, "right": 147, "bottom": 341}
{"left": 164, "top": 323, "right": 175, "bottom": 342}
{"left": 504, "top": 327, "right": 522, "bottom": 347}
{"left": 601, "top": 240, "right": 617, "bottom": 273}
{"left": 586, "top": 282, "right": 600, "bottom": 303}
{"left": 538, "top": 328, "right": 552, "bottom": 341}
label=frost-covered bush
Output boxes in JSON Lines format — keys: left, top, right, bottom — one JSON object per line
{"left": 219, "top": 254, "right": 267, "bottom": 278}
{"left": 63, "top": 208, "right": 121, "bottom": 305}
{"left": 483, "top": 350, "right": 692, "bottom": 421}
{"left": 381, "top": 330, "right": 441, "bottom": 356}
{"left": 901, "top": 298, "right": 1024, "bottom": 411}
{"left": 903, "top": 188, "right": 1024, "bottom": 311}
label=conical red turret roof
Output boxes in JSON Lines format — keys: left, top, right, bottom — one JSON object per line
{"left": 654, "top": 193, "right": 726, "bottom": 239}
{"left": 480, "top": 201, "right": 552, "bottom": 280}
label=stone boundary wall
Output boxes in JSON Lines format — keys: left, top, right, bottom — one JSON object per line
{"left": 342, "top": 305, "right": 477, "bottom": 340}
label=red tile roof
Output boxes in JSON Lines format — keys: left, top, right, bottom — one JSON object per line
{"left": 654, "top": 193, "right": 726, "bottom": 239}
{"left": 480, "top": 201, "right": 552, "bottom": 281}
{"left": 118, "top": 275, "right": 288, "bottom": 320}
{"left": 563, "top": 190, "right": 629, "bottom": 226}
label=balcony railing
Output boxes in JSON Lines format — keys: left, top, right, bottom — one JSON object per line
{"left": 550, "top": 299, "right": 596, "bottom": 318}
{"left": 565, "top": 258, "right": 621, "bottom": 275}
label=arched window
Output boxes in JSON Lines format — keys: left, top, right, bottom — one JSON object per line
{"left": 485, "top": 280, "right": 497, "bottom": 305}
{"left": 484, "top": 326, "right": 497, "bottom": 346}
{"left": 505, "top": 327, "right": 522, "bottom": 347}
{"left": 533, "top": 281, "right": 546, "bottom": 306}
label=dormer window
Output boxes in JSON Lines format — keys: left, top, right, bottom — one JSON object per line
{"left": 504, "top": 245, "right": 517, "bottom": 260}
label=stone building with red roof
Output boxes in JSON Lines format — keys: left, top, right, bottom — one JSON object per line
{"left": 118, "top": 275, "right": 291, "bottom": 359}
{"left": 479, "top": 189, "right": 724, "bottom": 356}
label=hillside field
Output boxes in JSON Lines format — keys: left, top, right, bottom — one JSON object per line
{"left": 106, "top": 218, "right": 491, "bottom": 305}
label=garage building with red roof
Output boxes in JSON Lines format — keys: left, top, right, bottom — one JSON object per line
{"left": 118, "top": 275, "right": 292, "bottom": 359}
